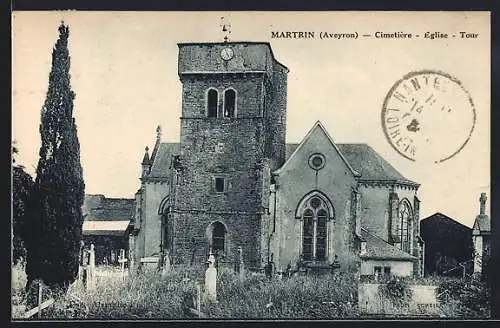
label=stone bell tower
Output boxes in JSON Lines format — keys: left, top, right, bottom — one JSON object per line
{"left": 170, "top": 40, "right": 288, "bottom": 267}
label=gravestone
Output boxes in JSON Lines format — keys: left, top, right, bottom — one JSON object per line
{"left": 161, "top": 251, "right": 172, "bottom": 277}
{"left": 87, "top": 244, "right": 96, "bottom": 290}
{"left": 205, "top": 253, "right": 217, "bottom": 302}
{"left": 237, "top": 246, "right": 245, "bottom": 281}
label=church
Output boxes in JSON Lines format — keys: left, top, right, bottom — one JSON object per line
{"left": 128, "top": 41, "right": 424, "bottom": 278}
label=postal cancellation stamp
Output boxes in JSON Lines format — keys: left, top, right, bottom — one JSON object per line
{"left": 381, "top": 70, "right": 476, "bottom": 163}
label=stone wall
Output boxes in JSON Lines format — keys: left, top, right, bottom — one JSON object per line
{"left": 143, "top": 182, "right": 170, "bottom": 257}
{"left": 360, "top": 259, "right": 414, "bottom": 277}
{"left": 358, "top": 283, "right": 438, "bottom": 315}
{"left": 172, "top": 212, "right": 261, "bottom": 267}
{"left": 263, "top": 63, "right": 287, "bottom": 171}
{"left": 358, "top": 185, "right": 391, "bottom": 240}
{"left": 172, "top": 43, "right": 288, "bottom": 267}
{"left": 178, "top": 43, "right": 275, "bottom": 75}
{"left": 180, "top": 74, "right": 265, "bottom": 118}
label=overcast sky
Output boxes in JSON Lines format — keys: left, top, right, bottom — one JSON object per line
{"left": 12, "top": 11, "right": 490, "bottom": 227}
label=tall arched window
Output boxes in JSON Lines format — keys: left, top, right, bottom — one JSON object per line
{"left": 210, "top": 221, "right": 226, "bottom": 253}
{"left": 398, "top": 200, "right": 412, "bottom": 253}
{"left": 223, "top": 89, "right": 236, "bottom": 118}
{"left": 207, "top": 89, "right": 218, "bottom": 118}
{"left": 301, "top": 196, "right": 330, "bottom": 261}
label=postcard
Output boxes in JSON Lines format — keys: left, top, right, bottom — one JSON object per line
{"left": 12, "top": 11, "right": 491, "bottom": 320}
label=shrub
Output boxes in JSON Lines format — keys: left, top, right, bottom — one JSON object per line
{"left": 436, "top": 276, "right": 490, "bottom": 318}
{"left": 377, "top": 277, "right": 413, "bottom": 308}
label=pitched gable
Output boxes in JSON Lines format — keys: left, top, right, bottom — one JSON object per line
{"left": 276, "top": 121, "right": 359, "bottom": 176}
{"left": 473, "top": 214, "right": 491, "bottom": 235}
{"left": 282, "top": 123, "right": 416, "bottom": 184}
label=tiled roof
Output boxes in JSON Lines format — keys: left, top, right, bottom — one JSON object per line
{"left": 82, "top": 194, "right": 134, "bottom": 222}
{"left": 360, "top": 228, "right": 417, "bottom": 261}
{"left": 150, "top": 133, "right": 415, "bottom": 184}
{"left": 148, "top": 142, "right": 180, "bottom": 178}
{"left": 285, "top": 143, "right": 299, "bottom": 160}
{"left": 286, "top": 142, "right": 416, "bottom": 184}
{"left": 473, "top": 214, "right": 491, "bottom": 234}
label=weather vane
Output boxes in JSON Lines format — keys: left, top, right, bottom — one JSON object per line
{"left": 220, "top": 16, "right": 231, "bottom": 42}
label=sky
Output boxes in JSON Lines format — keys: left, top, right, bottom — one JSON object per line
{"left": 12, "top": 11, "right": 490, "bottom": 227}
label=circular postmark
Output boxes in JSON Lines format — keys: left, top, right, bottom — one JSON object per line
{"left": 381, "top": 70, "right": 476, "bottom": 163}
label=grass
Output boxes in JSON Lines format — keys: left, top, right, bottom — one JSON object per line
{"left": 10, "top": 263, "right": 491, "bottom": 320}
{"left": 11, "top": 262, "right": 28, "bottom": 318}
{"left": 202, "top": 270, "right": 359, "bottom": 319}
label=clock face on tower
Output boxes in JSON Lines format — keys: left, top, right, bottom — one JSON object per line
{"left": 220, "top": 47, "right": 234, "bottom": 61}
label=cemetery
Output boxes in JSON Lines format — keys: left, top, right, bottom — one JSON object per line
{"left": 11, "top": 242, "right": 490, "bottom": 320}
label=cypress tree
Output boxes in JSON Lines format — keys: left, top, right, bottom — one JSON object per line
{"left": 26, "top": 22, "right": 85, "bottom": 293}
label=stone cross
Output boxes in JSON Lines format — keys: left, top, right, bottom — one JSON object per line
{"left": 118, "top": 249, "right": 127, "bottom": 279}
{"left": 480, "top": 193, "right": 487, "bottom": 215}
{"left": 205, "top": 253, "right": 217, "bottom": 302}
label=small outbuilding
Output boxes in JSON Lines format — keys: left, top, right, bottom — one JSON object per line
{"left": 82, "top": 194, "right": 134, "bottom": 265}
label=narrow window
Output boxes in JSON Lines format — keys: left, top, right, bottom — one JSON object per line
{"left": 212, "top": 222, "right": 226, "bottom": 253}
{"left": 374, "top": 266, "right": 382, "bottom": 280}
{"left": 383, "top": 266, "right": 391, "bottom": 277}
{"left": 224, "top": 89, "right": 236, "bottom": 118}
{"left": 398, "top": 200, "right": 412, "bottom": 253}
{"left": 215, "top": 177, "right": 225, "bottom": 193}
{"left": 207, "top": 89, "right": 218, "bottom": 118}
{"left": 302, "top": 209, "right": 314, "bottom": 261}
{"left": 316, "top": 209, "right": 327, "bottom": 261}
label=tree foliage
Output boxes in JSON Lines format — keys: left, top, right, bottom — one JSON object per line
{"left": 12, "top": 144, "right": 34, "bottom": 264}
{"left": 25, "top": 22, "right": 85, "bottom": 293}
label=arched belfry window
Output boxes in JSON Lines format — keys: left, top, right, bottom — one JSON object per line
{"left": 297, "top": 192, "right": 334, "bottom": 262}
{"left": 223, "top": 89, "right": 236, "bottom": 118}
{"left": 398, "top": 199, "right": 413, "bottom": 253}
{"left": 207, "top": 89, "right": 218, "bottom": 118}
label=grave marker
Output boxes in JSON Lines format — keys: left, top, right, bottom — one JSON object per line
{"left": 118, "top": 249, "right": 127, "bottom": 280}
{"left": 238, "top": 246, "right": 245, "bottom": 281}
{"left": 205, "top": 253, "right": 217, "bottom": 302}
